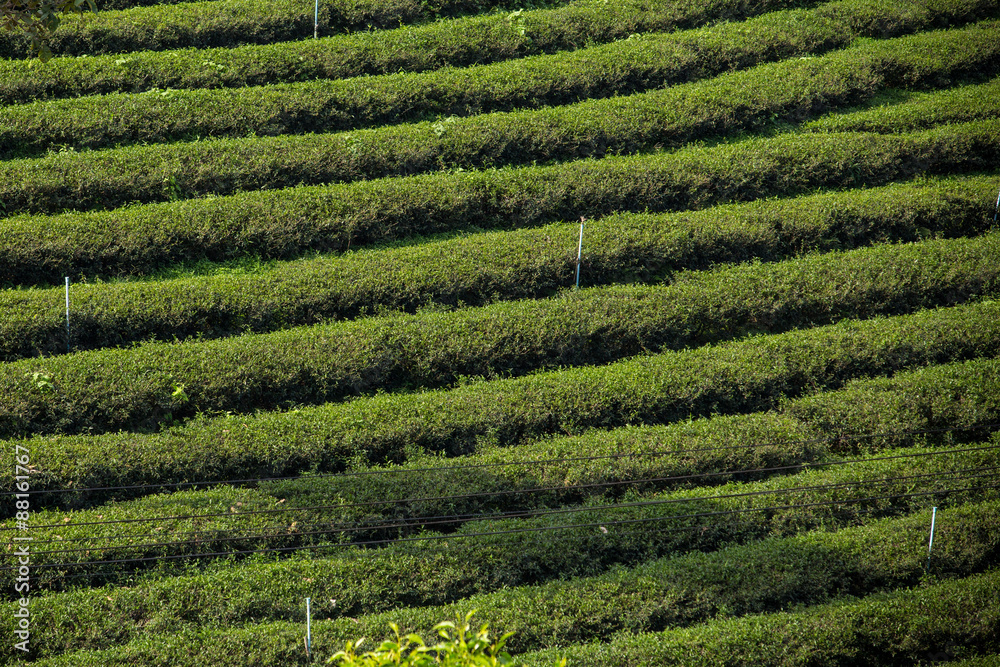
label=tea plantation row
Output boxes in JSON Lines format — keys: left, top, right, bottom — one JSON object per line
{"left": 0, "top": 0, "right": 572, "bottom": 58}
{"left": 0, "top": 0, "right": 803, "bottom": 103}
{"left": 520, "top": 569, "right": 999, "bottom": 666}
{"left": 3, "top": 499, "right": 998, "bottom": 662}
{"left": 4, "top": 120, "right": 999, "bottom": 284}
{"left": 804, "top": 76, "right": 1000, "bottom": 132}
{"left": 5, "top": 299, "right": 999, "bottom": 507}
{"left": 1, "top": 172, "right": 994, "bottom": 359}
{"left": 3, "top": 22, "right": 999, "bottom": 215}
{"left": 3, "top": 232, "right": 999, "bottom": 437}
{"left": 10, "top": 0, "right": 996, "bottom": 157}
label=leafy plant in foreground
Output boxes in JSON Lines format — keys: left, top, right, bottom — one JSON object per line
{"left": 328, "top": 612, "right": 565, "bottom": 666}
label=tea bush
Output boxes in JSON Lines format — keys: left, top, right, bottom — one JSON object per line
{"left": 0, "top": 0, "right": 572, "bottom": 58}
{"left": 3, "top": 300, "right": 999, "bottom": 506}
{"left": 0, "top": 173, "right": 995, "bottom": 358}
{"left": 2, "top": 234, "right": 998, "bottom": 437}
{"left": 3, "top": 120, "right": 998, "bottom": 284}
{"left": 0, "top": 0, "right": 801, "bottom": 104}
{"left": 2, "top": 21, "right": 998, "bottom": 216}
{"left": 520, "top": 569, "right": 1000, "bottom": 666}
{"left": 12, "top": 0, "right": 993, "bottom": 157}
{"left": 803, "top": 76, "right": 1000, "bottom": 133}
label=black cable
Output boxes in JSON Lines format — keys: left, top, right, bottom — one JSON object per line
{"left": 10, "top": 464, "right": 997, "bottom": 564}
{"left": 16, "top": 462, "right": 996, "bottom": 556}
{"left": 13, "top": 480, "right": 998, "bottom": 572}
{"left": 14, "top": 463, "right": 999, "bottom": 556}
{"left": 10, "top": 439, "right": 999, "bottom": 534}
{"left": 22, "top": 502, "right": 922, "bottom": 588}
{"left": 5, "top": 421, "right": 995, "bottom": 498}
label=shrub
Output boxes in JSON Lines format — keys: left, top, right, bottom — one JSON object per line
{"left": 328, "top": 612, "right": 565, "bottom": 666}
{"left": 520, "top": 569, "right": 1000, "bottom": 666}
{"left": 0, "top": 0, "right": 572, "bottom": 58}
{"left": 3, "top": 121, "right": 999, "bottom": 284}
{"left": 0, "top": 173, "right": 996, "bottom": 358}
{"left": 2, "top": 234, "right": 999, "bottom": 438}
{"left": 0, "top": 0, "right": 802, "bottom": 104}
{"left": 2, "top": 21, "right": 998, "bottom": 216}
{"left": 4, "top": 300, "right": 999, "bottom": 511}
{"left": 803, "top": 77, "right": 1000, "bottom": 133}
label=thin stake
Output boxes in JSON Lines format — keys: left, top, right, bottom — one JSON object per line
{"left": 575, "top": 218, "right": 585, "bottom": 288}
{"left": 314, "top": 0, "right": 319, "bottom": 39}
{"left": 306, "top": 597, "right": 312, "bottom": 659}
{"left": 64, "top": 277, "right": 70, "bottom": 353}
{"left": 994, "top": 185, "right": 1000, "bottom": 222}
{"left": 926, "top": 506, "right": 937, "bottom": 571}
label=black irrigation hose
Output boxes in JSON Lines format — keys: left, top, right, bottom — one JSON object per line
{"left": 13, "top": 442, "right": 999, "bottom": 537}
{"left": 13, "top": 480, "right": 998, "bottom": 572}
{"left": 7, "top": 422, "right": 995, "bottom": 497}
{"left": 10, "top": 465, "right": 997, "bottom": 564}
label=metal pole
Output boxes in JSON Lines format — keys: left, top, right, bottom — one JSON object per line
{"left": 306, "top": 597, "right": 312, "bottom": 658}
{"left": 575, "top": 219, "right": 584, "bottom": 288}
{"left": 926, "top": 506, "right": 937, "bottom": 571}
{"left": 314, "top": 0, "right": 319, "bottom": 39}
{"left": 994, "top": 185, "right": 1000, "bottom": 222}
{"left": 65, "top": 277, "right": 70, "bottom": 353}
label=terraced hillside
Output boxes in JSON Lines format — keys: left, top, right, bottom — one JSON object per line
{"left": 2, "top": 0, "right": 1000, "bottom": 664}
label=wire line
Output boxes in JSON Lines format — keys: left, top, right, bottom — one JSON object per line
{"left": 13, "top": 480, "right": 998, "bottom": 572}
{"left": 6, "top": 422, "right": 995, "bottom": 498}
{"left": 11, "top": 441, "right": 998, "bottom": 536}
{"left": 10, "top": 465, "right": 997, "bottom": 564}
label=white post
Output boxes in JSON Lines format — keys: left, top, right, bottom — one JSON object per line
{"left": 64, "top": 277, "right": 70, "bottom": 353}
{"left": 306, "top": 597, "right": 312, "bottom": 658}
{"left": 575, "top": 219, "right": 584, "bottom": 288}
{"left": 926, "top": 506, "right": 937, "bottom": 570}
{"left": 314, "top": 0, "right": 319, "bottom": 39}
{"left": 994, "top": 185, "right": 1000, "bottom": 222}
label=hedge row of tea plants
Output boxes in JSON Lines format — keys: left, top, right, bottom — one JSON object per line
{"left": 0, "top": 0, "right": 572, "bottom": 58}
{"left": 4, "top": 21, "right": 998, "bottom": 216}
{"left": 12, "top": 419, "right": 996, "bottom": 586}
{"left": 4, "top": 120, "right": 999, "bottom": 285}
{"left": 4, "top": 299, "right": 999, "bottom": 503}
{"left": 9, "top": 0, "right": 990, "bottom": 157}
{"left": 7, "top": 353, "right": 997, "bottom": 572}
{"left": 5, "top": 353, "right": 993, "bottom": 570}
{"left": 0, "top": 0, "right": 804, "bottom": 104}
{"left": 519, "top": 568, "right": 1000, "bottom": 667}
{"left": 804, "top": 75, "right": 1000, "bottom": 133}
{"left": 3, "top": 172, "right": 995, "bottom": 358}
{"left": 0, "top": 6, "right": 850, "bottom": 157}
{"left": 952, "top": 658, "right": 1000, "bottom": 667}
{"left": 16, "top": 510, "right": 1000, "bottom": 666}
{"left": 93, "top": 0, "right": 225, "bottom": 11}
{"left": 3, "top": 233, "right": 998, "bottom": 437}
{"left": 4, "top": 499, "right": 997, "bottom": 661}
